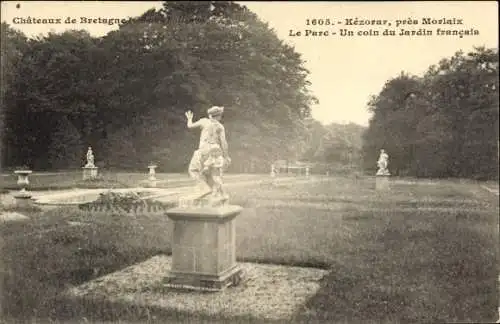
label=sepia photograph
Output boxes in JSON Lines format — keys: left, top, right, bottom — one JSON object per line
{"left": 0, "top": 1, "right": 498, "bottom": 323}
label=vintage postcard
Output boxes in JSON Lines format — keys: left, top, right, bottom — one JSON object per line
{"left": 1, "top": 1, "right": 498, "bottom": 323}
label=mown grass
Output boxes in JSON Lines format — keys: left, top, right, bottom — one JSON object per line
{"left": 0, "top": 175, "right": 498, "bottom": 323}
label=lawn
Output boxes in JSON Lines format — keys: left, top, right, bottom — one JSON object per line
{"left": 1, "top": 175, "right": 498, "bottom": 323}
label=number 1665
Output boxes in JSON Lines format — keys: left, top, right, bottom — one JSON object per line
{"left": 306, "top": 19, "right": 332, "bottom": 25}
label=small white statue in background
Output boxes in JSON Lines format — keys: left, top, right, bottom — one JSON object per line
{"left": 376, "top": 149, "right": 390, "bottom": 176}
{"left": 85, "top": 147, "right": 95, "bottom": 167}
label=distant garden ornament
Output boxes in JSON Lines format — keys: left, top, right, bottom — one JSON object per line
{"left": 376, "top": 149, "right": 390, "bottom": 176}
{"left": 83, "top": 146, "right": 98, "bottom": 180}
{"left": 13, "top": 168, "right": 33, "bottom": 207}
{"left": 14, "top": 168, "right": 31, "bottom": 188}
{"left": 147, "top": 163, "right": 158, "bottom": 187}
{"left": 85, "top": 146, "right": 95, "bottom": 167}
{"left": 148, "top": 164, "right": 157, "bottom": 181}
{"left": 271, "top": 164, "right": 276, "bottom": 177}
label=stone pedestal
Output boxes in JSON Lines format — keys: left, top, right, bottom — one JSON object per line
{"left": 14, "top": 189, "right": 33, "bottom": 208}
{"left": 376, "top": 168, "right": 390, "bottom": 176}
{"left": 164, "top": 204, "right": 243, "bottom": 291}
{"left": 82, "top": 166, "right": 98, "bottom": 180}
{"left": 148, "top": 165, "right": 157, "bottom": 187}
{"left": 376, "top": 175, "right": 390, "bottom": 191}
{"left": 148, "top": 165, "right": 157, "bottom": 181}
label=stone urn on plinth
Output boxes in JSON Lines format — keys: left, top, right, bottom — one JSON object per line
{"left": 148, "top": 164, "right": 157, "bottom": 187}
{"left": 13, "top": 169, "right": 33, "bottom": 208}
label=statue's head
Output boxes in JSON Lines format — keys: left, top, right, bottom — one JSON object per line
{"left": 207, "top": 106, "right": 224, "bottom": 120}
{"left": 380, "top": 149, "right": 385, "bottom": 153}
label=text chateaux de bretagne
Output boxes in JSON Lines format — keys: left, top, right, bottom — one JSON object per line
{"left": 11, "top": 16, "right": 133, "bottom": 26}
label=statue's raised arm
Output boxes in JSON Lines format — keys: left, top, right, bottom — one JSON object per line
{"left": 185, "top": 110, "right": 206, "bottom": 129}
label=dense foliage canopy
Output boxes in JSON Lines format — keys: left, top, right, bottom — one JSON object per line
{"left": 362, "top": 47, "right": 499, "bottom": 180}
{"left": 1, "top": 1, "right": 318, "bottom": 172}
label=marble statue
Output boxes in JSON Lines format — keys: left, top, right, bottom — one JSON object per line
{"left": 376, "top": 149, "right": 390, "bottom": 176}
{"left": 85, "top": 147, "right": 95, "bottom": 167}
{"left": 185, "top": 106, "right": 231, "bottom": 204}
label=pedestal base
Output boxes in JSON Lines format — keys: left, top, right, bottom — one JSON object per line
{"left": 376, "top": 175, "right": 390, "bottom": 191}
{"left": 163, "top": 265, "right": 243, "bottom": 291}
{"left": 178, "top": 194, "right": 228, "bottom": 208}
{"left": 376, "top": 168, "right": 390, "bottom": 176}
{"left": 65, "top": 255, "right": 329, "bottom": 322}
{"left": 148, "top": 165, "right": 157, "bottom": 182}
{"left": 165, "top": 204, "right": 243, "bottom": 291}
{"left": 13, "top": 193, "right": 33, "bottom": 208}
{"left": 82, "top": 166, "right": 98, "bottom": 180}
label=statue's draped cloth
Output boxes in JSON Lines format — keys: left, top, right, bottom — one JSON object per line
{"left": 188, "top": 119, "right": 226, "bottom": 176}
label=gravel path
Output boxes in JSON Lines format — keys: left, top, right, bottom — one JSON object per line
{"left": 67, "top": 255, "right": 328, "bottom": 322}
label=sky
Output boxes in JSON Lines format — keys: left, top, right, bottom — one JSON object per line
{"left": 1, "top": 1, "right": 498, "bottom": 126}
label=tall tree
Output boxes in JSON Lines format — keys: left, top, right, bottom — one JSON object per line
{"left": 7, "top": 30, "right": 104, "bottom": 169}
{"left": 2, "top": 1, "right": 317, "bottom": 172}
{"left": 99, "top": 0, "right": 317, "bottom": 171}
{"left": 1, "top": 23, "right": 28, "bottom": 168}
{"left": 362, "top": 73, "right": 423, "bottom": 175}
{"left": 47, "top": 116, "right": 84, "bottom": 169}
{"left": 362, "top": 47, "right": 499, "bottom": 179}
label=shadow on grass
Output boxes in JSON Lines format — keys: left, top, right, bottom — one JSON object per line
{"left": 1, "top": 206, "right": 174, "bottom": 321}
{"left": 238, "top": 256, "right": 331, "bottom": 270}
{"left": 2, "top": 244, "right": 167, "bottom": 320}
{"left": 45, "top": 295, "right": 290, "bottom": 324}
{"left": 296, "top": 210, "right": 499, "bottom": 324}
